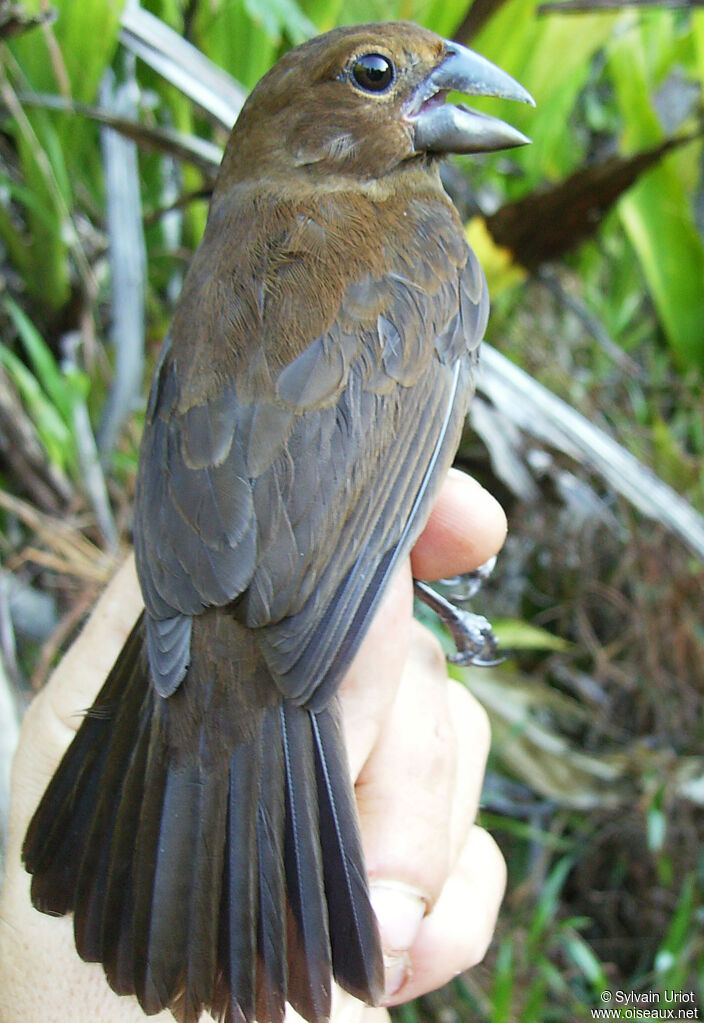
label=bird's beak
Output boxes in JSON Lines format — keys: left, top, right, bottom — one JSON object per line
{"left": 408, "top": 40, "right": 535, "bottom": 155}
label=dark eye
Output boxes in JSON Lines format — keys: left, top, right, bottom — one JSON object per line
{"left": 351, "top": 53, "right": 394, "bottom": 93}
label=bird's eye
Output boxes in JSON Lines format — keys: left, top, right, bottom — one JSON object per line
{"left": 351, "top": 53, "right": 395, "bottom": 93}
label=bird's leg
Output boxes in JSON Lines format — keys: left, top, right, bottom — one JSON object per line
{"left": 413, "top": 562, "right": 502, "bottom": 668}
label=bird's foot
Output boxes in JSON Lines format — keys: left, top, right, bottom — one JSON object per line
{"left": 413, "top": 577, "right": 502, "bottom": 667}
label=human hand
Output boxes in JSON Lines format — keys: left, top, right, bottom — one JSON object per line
{"left": 0, "top": 469, "right": 506, "bottom": 1023}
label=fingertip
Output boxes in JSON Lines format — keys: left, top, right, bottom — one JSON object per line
{"left": 369, "top": 881, "right": 426, "bottom": 999}
{"left": 382, "top": 826, "right": 507, "bottom": 1005}
{"left": 411, "top": 470, "right": 507, "bottom": 581}
{"left": 370, "top": 881, "right": 427, "bottom": 954}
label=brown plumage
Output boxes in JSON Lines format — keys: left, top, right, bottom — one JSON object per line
{"left": 23, "top": 21, "right": 531, "bottom": 1023}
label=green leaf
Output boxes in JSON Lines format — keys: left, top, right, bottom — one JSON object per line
{"left": 298, "top": 0, "right": 344, "bottom": 30}
{"left": 0, "top": 173, "right": 64, "bottom": 232}
{"left": 243, "top": 0, "right": 316, "bottom": 44}
{"left": 0, "top": 345, "right": 73, "bottom": 470}
{"left": 4, "top": 298, "right": 76, "bottom": 424}
{"left": 0, "top": 184, "right": 34, "bottom": 275}
{"left": 422, "top": 0, "right": 484, "bottom": 37}
{"left": 489, "top": 939, "right": 514, "bottom": 1023}
{"left": 523, "top": 973, "right": 549, "bottom": 1019}
{"left": 608, "top": 15, "right": 704, "bottom": 371}
{"left": 564, "top": 932, "right": 609, "bottom": 992}
{"left": 474, "top": 4, "right": 618, "bottom": 187}
{"left": 694, "top": 11, "right": 704, "bottom": 96}
{"left": 7, "top": 111, "right": 72, "bottom": 309}
{"left": 479, "top": 812, "right": 575, "bottom": 851}
{"left": 617, "top": 174, "right": 704, "bottom": 371}
{"left": 655, "top": 876, "right": 696, "bottom": 976}
{"left": 493, "top": 618, "right": 572, "bottom": 651}
{"left": 10, "top": 0, "right": 127, "bottom": 103}
{"left": 7, "top": 0, "right": 127, "bottom": 242}
{"left": 193, "top": 0, "right": 279, "bottom": 89}
{"left": 527, "top": 857, "right": 574, "bottom": 949}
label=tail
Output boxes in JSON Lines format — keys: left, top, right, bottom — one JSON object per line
{"left": 23, "top": 613, "right": 383, "bottom": 1023}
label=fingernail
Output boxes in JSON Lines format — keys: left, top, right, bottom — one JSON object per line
{"left": 369, "top": 881, "right": 427, "bottom": 1000}
{"left": 382, "top": 951, "right": 410, "bottom": 999}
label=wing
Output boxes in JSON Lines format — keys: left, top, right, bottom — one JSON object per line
{"left": 133, "top": 192, "right": 488, "bottom": 703}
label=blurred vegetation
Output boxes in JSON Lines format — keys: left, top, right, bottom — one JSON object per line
{"left": 1, "top": 0, "right": 703, "bottom": 1020}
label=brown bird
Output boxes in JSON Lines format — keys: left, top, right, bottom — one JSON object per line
{"left": 23, "top": 21, "right": 532, "bottom": 1023}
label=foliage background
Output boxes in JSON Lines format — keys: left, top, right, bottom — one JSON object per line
{"left": 0, "top": 0, "right": 703, "bottom": 1019}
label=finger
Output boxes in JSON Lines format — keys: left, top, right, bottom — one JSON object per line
{"left": 358, "top": 623, "right": 457, "bottom": 907}
{"left": 353, "top": 621, "right": 498, "bottom": 1003}
{"left": 339, "top": 560, "right": 414, "bottom": 779}
{"left": 8, "top": 557, "right": 142, "bottom": 837}
{"left": 0, "top": 890, "right": 179, "bottom": 1023}
{"left": 447, "top": 680, "right": 491, "bottom": 864}
{"left": 286, "top": 991, "right": 390, "bottom": 1022}
{"left": 340, "top": 471, "right": 505, "bottom": 776}
{"left": 352, "top": 626, "right": 495, "bottom": 1003}
{"left": 384, "top": 826, "right": 506, "bottom": 1005}
{"left": 411, "top": 469, "right": 507, "bottom": 581}
{"left": 357, "top": 639, "right": 492, "bottom": 901}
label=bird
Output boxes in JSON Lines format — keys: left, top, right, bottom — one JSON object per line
{"left": 23, "top": 21, "right": 532, "bottom": 1023}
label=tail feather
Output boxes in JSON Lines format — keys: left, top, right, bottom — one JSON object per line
{"left": 312, "top": 704, "right": 384, "bottom": 1004}
{"left": 73, "top": 635, "right": 150, "bottom": 962}
{"left": 131, "top": 713, "right": 170, "bottom": 1012}
{"left": 156, "top": 761, "right": 229, "bottom": 1023}
{"left": 281, "top": 703, "right": 332, "bottom": 1023}
{"left": 26, "top": 749, "right": 108, "bottom": 915}
{"left": 23, "top": 617, "right": 383, "bottom": 1023}
{"left": 23, "top": 617, "right": 144, "bottom": 913}
{"left": 108, "top": 881, "right": 137, "bottom": 996}
{"left": 102, "top": 706, "right": 151, "bottom": 994}
{"left": 181, "top": 766, "right": 229, "bottom": 1020}
{"left": 223, "top": 739, "right": 262, "bottom": 1023}
{"left": 24, "top": 725, "right": 106, "bottom": 883}
{"left": 133, "top": 754, "right": 229, "bottom": 1020}
{"left": 145, "top": 765, "right": 197, "bottom": 1006}
{"left": 256, "top": 706, "right": 288, "bottom": 1023}
{"left": 74, "top": 800, "right": 118, "bottom": 962}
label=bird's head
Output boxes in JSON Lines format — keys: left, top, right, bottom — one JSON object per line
{"left": 220, "top": 21, "right": 533, "bottom": 188}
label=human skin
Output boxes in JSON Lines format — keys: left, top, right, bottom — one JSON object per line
{"left": 0, "top": 469, "right": 507, "bottom": 1023}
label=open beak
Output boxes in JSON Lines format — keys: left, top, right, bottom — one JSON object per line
{"left": 409, "top": 40, "right": 535, "bottom": 155}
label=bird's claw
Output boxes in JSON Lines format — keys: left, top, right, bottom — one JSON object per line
{"left": 439, "top": 555, "right": 497, "bottom": 603}
{"left": 413, "top": 579, "right": 503, "bottom": 668}
{"left": 445, "top": 609, "right": 503, "bottom": 667}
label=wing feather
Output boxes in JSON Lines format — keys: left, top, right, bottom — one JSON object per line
{"left": 133, "top": 193, "right": 487, "bottom": 703}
